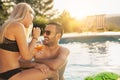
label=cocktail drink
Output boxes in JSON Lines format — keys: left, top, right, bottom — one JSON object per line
{"left": 35, "top": 44, "right": 43, "bottom": 51}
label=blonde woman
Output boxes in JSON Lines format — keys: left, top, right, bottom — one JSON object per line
{"left": 0, "top": 3, "right": 58, "bottom": 80}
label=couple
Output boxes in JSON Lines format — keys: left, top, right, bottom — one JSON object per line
{"left": 0, "top": 2, "right": 69, "bottom": 80}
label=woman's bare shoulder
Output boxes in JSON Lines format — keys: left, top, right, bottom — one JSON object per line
{"left": 8, "top": 21, "right": 24, "bottom": 29}
{"left": 7, "top": 22, "right": 25, "bottom": 35}
{"left": 4, "top": 21, "right": 25, "bottom": 39}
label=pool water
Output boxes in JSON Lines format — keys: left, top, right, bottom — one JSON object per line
{"left": 60, "top": 33, "right": 120, "bottom": 80}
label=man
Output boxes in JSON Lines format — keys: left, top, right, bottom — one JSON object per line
{"left": 20, "top": 22, "right": 70, "bottom": 80}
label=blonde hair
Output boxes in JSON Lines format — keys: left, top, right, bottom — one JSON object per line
{"left": 0, "top": 3, "right": 34, "bottom": 43}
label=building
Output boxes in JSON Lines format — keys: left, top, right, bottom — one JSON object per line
{"left": 85, "top": 14, "right": 106, "bottom": 31}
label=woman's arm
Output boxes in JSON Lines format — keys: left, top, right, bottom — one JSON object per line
{"left": 12, "top": 22, "right": 40, "bottom": 60}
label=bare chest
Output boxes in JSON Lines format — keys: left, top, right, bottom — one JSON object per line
{"left": 37, "top": 47, "right": 59, "bottom": 59}
{"left": 44, "top": 49, "right": 59, "bottom": 58}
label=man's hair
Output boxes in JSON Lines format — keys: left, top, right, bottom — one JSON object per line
{"left": 47, "top": 22, "right": 64, "bottom": 37}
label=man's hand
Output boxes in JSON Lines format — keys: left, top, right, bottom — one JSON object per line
{"left": 34, "top": 63, "right": 50, "bottom": 74}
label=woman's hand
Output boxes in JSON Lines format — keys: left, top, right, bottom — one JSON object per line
{"left": 32, "top": 27, "right": 41, "bottom": 40}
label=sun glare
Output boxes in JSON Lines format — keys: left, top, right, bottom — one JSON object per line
{"left": 54, "top": 0, "right": 120, "bottom": 20}
{"left": 54, "top": 0, "right": 95, "bottom": 19}
{"left": 69, "top": 10, "right": 90, "bottom": 20}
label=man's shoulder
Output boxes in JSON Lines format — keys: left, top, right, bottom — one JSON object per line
{"left": 60, "top": 46, "right": 69, "bottom": 50}
{"left": 59, "top": 46, "right": 70, "bottom": 54}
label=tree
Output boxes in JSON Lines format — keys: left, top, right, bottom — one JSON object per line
{"left": 12, "top": 0, "right": 57, "bottom": 19}
{"left": 33, "top": 16, "right": 48, "bottom": 34}
{"left": 53, "top": 10, "right": 78, "bottom": 33}
{"left": 0, "top": 0, "right": 59, "bottom": 28}
{"left": 0, "top": 0, "right": 14, "bottom": 25}
{"left": 0, "top": 0, "right": 4, "bottom": 25}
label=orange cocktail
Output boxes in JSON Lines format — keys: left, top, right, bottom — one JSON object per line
{"left": 35, "top": 44, "right": 43, "bottom": 51}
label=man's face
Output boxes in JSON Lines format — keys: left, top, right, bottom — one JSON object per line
{"left": 43, "top": 25, "right": 57, "bottom": 46}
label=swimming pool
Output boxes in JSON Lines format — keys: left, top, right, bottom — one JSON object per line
{"left": 60, "top": 32, "right": 120, "bottom": 80}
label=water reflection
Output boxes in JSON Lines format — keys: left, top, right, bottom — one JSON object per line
{"left": 60, "top": 40, "right": 120, "bottom": 80}
{"left": 88, "top": 42, "right": 107, "bottom": 54}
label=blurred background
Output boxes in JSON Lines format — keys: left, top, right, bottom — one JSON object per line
{"left": 0, "top": 0, "right": 120, "bottom": 33}
{"left": 0, "top": 0, "right": 120, "bottom": 80}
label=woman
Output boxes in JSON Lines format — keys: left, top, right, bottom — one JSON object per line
{"left": 0, "top": 3, "right": 58, "bottom": 80}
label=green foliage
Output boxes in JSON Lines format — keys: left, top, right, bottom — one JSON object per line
{"left": 84, "top": 72, "right": 120, "bottom": 80}
{"left": 12, "top": 0, "right": 59, "bottom": 31}
{"left": 0, "top": 0, "right": 14, "bottom": 25}
{"left": 84, "top": 76, "right": 93, "bottom": 80}
{"left": 1, "top": 0, "right": 120, "bottom": 33}
{"left": 0, "top": 0, "right": 58, "bottom": 29}
{"left": 33, "top": 16, "right": 48, "bottom": 34}
{"left": 0, "top": 1, "right": 8, "bottom": 25}
{"left": 14, "top": 0, "right": 57, "bottom": 19}
{"left": 52, "top": 10, "right": 78, "bottom": 33}
{"left": 106, "top": 16, "right": 120, "bottom": 31}
{"left": 107, "top": 16, "right": 120, "bottom": 26}
{"left": 0, "top": 9, "right": 7, "bottom": 25}
{"left": 30, "top": 0, "right": 53, "bottom": 16}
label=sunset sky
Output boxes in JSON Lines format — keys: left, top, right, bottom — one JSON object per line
{"left": 53, "top": 0, "right": 120, "bottom": 19}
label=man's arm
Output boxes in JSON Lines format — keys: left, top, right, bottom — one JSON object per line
{"left": 20, "top": 58, "right": 53, "bottom": 73}
{"left": 35, "top": 47, "right": 69, "bottom": 70}
{"left": 19, "top": 59, "right": 38, "bottom": 69}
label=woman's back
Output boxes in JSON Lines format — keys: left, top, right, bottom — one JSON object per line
{"left": 0, "top": 49, "right": 20, "bottom": 72}
{"left": 0, "top": 22, "right": 21, "bottom": 73}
